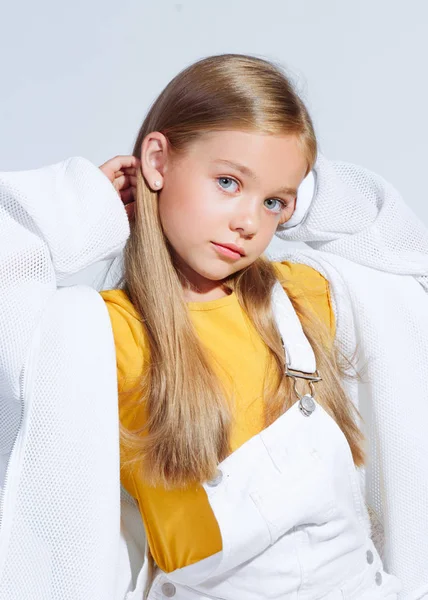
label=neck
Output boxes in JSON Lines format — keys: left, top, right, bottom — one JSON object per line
{"left": 182, "top": 285, "right": 231, "bottom": 303}
{"left": 171, "top": 250, "right": 231, "bottom": 303}
{"left": 176, "top": 269, "right": 230, "bottom": 303}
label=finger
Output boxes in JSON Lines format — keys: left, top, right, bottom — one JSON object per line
{"left": 120, "top": 187, "right": 134, "bottom": 205}
{"left": 123, "top": 172, "right": 139, "bottom": 184}
{"left": 115, "top": 173, "right": 138, "bottom": 191}
{"left": 122, "top": 166, "right": 140, "bottom": 175}
{"left": 112, "top": 174, "right": 127, "bottom": 191}
{"left": 100, "top": 155, "right": 140, "bottom": 173}
{"left": 125, "top": 202, "right": 135, "bottom": 221}
{"left": 116, "top": 177, "right": 137, "bottom": 195}
{"left": 115, "top": 167, "right": 139, "bottom": 178}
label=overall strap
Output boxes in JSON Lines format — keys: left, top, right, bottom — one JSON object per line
{"left": 271, "top": 282, "right": 321, "bottom": 398}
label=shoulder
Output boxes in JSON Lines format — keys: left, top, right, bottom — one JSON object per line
{"left": 273, "top": 261, "right": 330, "bottom": 296}
{"left": 101, "top": 289, "right": 140, "bottom": 324}
{"left": 273, "top": 261, "right": 335, "bottom": 339}
{"left": 100, "top": 289, "right": 147, "bottom": 381}
{"left": 100, "top": 289, "right": 144, "bottom": 348}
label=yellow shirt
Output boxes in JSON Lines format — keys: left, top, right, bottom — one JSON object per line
{"left": 100, "top": 262, "right": 335, "bottom": 574}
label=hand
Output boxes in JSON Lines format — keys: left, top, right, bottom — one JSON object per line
{"left": 99, "top": 155, "right": 141, "bottom": 220}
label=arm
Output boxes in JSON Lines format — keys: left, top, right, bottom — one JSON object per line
{"left": 0, "top": 156, "right": 130, "bottom": 406}
{"left": 0, "top": 155, "right": 139, "bottom": 596}
{"left": 1, "top": 156, "right": 130, "bottom": 282}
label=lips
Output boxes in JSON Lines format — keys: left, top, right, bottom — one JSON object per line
{"left": 213, "top": 242, "right": 246, "bottom": 256}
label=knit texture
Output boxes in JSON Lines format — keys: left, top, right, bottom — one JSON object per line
{"left": 272, "top": 155, "right": 428, "bottom": 598}
{"left": 0, "top": 158, "right": 134, "bottom": 599}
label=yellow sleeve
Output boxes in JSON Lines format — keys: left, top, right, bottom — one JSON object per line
{"left": 273, "top": 261, "right": 336, "bottom": 341}
{"left": 101, "top": 289, "right": 222, "bottom": 573}
{"left": 101, "top": 290, "right": 147, "bottom": 395}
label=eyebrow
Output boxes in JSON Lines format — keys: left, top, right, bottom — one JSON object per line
{"left": 213, "top": 159, "right": 298, "bottom": 196}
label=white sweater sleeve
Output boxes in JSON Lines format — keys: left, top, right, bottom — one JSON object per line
{"left": 0, "top": 156, "right": 130, "bottom": 281}
{"left": 0, "top": 156, "right": 130, "bottom": 406}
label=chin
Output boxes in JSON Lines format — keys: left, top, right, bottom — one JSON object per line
{"left": 193, "top": 263, "right": 238, "bottom": 282}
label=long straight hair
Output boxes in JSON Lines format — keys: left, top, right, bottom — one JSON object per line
{"left": 122, "top": 54, "right": 364, "bottom": 488}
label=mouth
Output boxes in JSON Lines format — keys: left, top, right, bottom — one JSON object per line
{"left": 211, "top": 242, "right": 246, "bottom": 260}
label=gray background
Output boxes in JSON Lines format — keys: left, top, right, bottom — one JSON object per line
{"left": 1, "top": 0, "right": 426, "bottom": 279}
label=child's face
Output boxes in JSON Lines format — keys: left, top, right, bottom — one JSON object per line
{"left": 158, "top": 130, "right": 308, "bottom": 292}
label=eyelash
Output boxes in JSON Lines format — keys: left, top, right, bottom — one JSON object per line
{"left": 216, "top": 177, "right": 289, "bottom": 213}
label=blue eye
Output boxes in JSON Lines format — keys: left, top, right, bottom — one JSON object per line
{"left": 217, "top": 177, "right": 239, "bottom": 193}
{"left": 264, "top": 198, "right": 286, "bottom": 214}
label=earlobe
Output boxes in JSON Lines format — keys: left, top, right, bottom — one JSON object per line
{"left": 140, "top": 131, "right": 168, "bottom": 191}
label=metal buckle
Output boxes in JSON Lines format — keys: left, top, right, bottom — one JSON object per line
{"left": 280, "top": 337, "right": 321, "bottom": 399}
{"left": 284, "top": 368, "right": 322, "bottom": 383}
{"left": 285, "top": 368, "right": 322, "bottom": 400}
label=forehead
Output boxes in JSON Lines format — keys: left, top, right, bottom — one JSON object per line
{"left": 188, "top": 130, "right": 308, "bottom": 188}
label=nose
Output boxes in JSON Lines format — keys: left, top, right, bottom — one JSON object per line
{"left": 230, "top": 198, "right": 260, "bottom": 238}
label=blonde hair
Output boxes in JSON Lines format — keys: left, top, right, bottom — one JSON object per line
{"left": 122, "top": 54, "right": 364, "bottom": 488}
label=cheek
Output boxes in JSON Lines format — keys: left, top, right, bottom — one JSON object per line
{"left": 158, "top": 180, "right": 219, "bottom": 243}
{"left": 247, "top": 214, "right": 282, "bottom": 257}
{"left": 260, "top": 208, "right": 283, "bottom": 236}
{"left": 259, "top": 221, "right": 280, "bottom": 248}
{"left": 158, "top": 199, "right": 189, "bottom": 246}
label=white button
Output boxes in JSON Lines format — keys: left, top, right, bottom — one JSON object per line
{"left": 162, "top": 582, "right": 176, "bottom": 597}
{"left": 375, "top": 571, "right": 382, "bottom": 586}
{"left": 207, "top": 469, "right": 223, "bottom": 487}
{"left": 366, "top": 549, "right": 374, "bottom": 564}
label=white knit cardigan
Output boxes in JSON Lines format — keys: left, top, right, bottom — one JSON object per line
{"left": 272, "top": 155, "right": 428, "bottom": 599}
{"left": 0, "top": 156, "right": 427, "bottom": 599}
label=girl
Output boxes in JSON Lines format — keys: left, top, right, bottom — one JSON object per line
{"left": 0, "top": 54, "right": 412, "bottom": 599}
{"left": 98, "top": 54, "right": 400, "bottom": 598}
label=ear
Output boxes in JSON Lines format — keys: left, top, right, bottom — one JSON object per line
{"left": 140, "top": 131, "right": 169, "bottom": 191}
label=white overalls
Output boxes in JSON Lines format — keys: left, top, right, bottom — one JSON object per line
{"left": 140, "top": 284, "right": 402, "bottom": 600}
